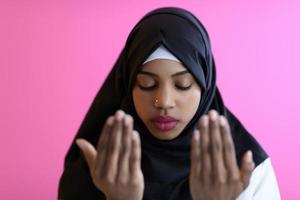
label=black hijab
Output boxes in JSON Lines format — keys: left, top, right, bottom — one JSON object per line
{"left": 58, "top": 7, "right": 268, "bottom": 200}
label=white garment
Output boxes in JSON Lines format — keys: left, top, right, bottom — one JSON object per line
{"left": 236, "top": 158, "right": 281, "bottom": 200}
{"left": 143, "top": 45, "right": 181, "bottom": 64}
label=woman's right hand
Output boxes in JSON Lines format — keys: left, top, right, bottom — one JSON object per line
{"left": 76, "top": 110, "right": 144, "bottom": 200}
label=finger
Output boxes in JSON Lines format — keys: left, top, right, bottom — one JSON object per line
{"left": 76, "top": 139, "right": 97, "bottom": 173}
{"left": 117, "top": 114, "right": 133, "bottom": 183}
{"left": 240, "top": 150, "right": 255, "bottom": 188}
{"left": 209, "top": 110, "right": 226, "bottom": 183}
{"left": 94, "top": 116, "right": 114, "bottom": 177}
{"left": 199, "top": 115, "right": 211, "bottom": 184}
{"left": 105, "top": 110, "right": 125, "bottom": 182}
{"left": 191, "top": 129, "right": 201, "bottom": 177}
{"left": 130, "top": 130, "right": 142, "bottom": 178}
{"left": 219, "top": 116, "right": 239, "bottom": 180}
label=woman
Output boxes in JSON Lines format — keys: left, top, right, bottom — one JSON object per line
{"left": 58, "top": 7, "right": 280, "bottom": 200}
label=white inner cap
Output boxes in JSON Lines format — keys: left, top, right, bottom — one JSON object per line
{"left": 143, "top": 45, "right": 181, "bottom": 64}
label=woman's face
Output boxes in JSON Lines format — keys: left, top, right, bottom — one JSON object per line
{"left": 132, "top": 59, "right": 201, "bottom": 140}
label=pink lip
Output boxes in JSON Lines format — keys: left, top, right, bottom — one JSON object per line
{"left": 151, "top": 116, "right": 179, "bottom": 131}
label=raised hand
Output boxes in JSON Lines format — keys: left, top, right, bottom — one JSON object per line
{"left": 189, "top": 110, "right": 255, "bottom": 200}
{"left": 76, "top": 110, "right": 144, "bottom": 200}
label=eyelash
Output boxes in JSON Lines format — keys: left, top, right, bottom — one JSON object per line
{"left": 175, "top": 85, "right": 192, "bottom": 91}
{"left": 138, "top": 84, "right": 192, "bottom": 91}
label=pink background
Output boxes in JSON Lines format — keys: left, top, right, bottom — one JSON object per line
{"left": 1, "top": 0, "right": 299, "bottom": 199}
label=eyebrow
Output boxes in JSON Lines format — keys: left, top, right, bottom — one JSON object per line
{"left": 138, "top": 70, "right": 189, "bottom": 77}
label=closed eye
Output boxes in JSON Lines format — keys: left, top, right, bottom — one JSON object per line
{"left": 138, "top": 84, "right": 157, "bottom": 91}
{"left": 175, "top": 84, "right": 192, "bottom": 91}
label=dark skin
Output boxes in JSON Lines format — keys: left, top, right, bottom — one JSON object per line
{"left": 77, "top": 110, "right": 255, "bottom": 200}
{"left": 77, "top": 111, "right": 144, "bottom": 200}
{"left": 189, "top": 110, "right": 255, "bottom": 200}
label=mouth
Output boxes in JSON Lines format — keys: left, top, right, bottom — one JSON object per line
{"left": 151, "top": 116, "right": 179, "bottom": 131}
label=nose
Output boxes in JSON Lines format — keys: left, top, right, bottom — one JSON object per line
{"left": 154, "top": 85, "right": 175, "bottom": 110}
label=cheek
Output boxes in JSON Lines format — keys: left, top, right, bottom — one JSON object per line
{"left": 132, "top": 88, "right": 153, "bottom": 117}
{"left": 178, "top": 90, "right": 201, "bottom": 118}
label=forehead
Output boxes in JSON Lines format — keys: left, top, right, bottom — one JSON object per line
{"left": 141, "top": 59, "right": 188, "bottom": 74}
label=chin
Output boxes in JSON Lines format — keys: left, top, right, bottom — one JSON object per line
{"left": 148, "top": 127, "right": 182, "bottom": 140}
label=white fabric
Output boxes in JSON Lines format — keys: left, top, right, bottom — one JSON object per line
{"left": 236, "top": 157, "right": 281, "bottom": 200}
{"left": 143, "top": 45, "right": 181, "bottom": 64}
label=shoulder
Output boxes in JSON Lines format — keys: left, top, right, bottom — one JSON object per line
{"left": 236, "top": 157, "right": 281, "bottom": 200}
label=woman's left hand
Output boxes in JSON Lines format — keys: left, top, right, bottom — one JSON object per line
{"left": 189, "top": 110, "right": 255, "bottom": 200}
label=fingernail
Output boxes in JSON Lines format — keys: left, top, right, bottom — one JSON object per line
{"left": 247, "top": 150, "right": 253, "bottom": 163}
{"left": 219, "top": 116, "right": 226, "bottom": 126}
{"left": 201, "top": 115, "right": 208, "bottom": 127}
{"left": 106, "top": 116, "right": 114, "bottom": 126}
{"left": 209, "top": 110, "right": 218, "bottom": 121}
{"left": 76, "top": 139, "right": 83, "bottom": 148}
{"left": 115, "top": 110, "right": 124, "bottom": 121}
{"left": 132, "top": 130, "right": 140, "bottom": 141}
{"left": 124, "top": 116, "right": 130, "bottom": 127}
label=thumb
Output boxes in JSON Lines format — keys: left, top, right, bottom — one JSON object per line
{"left": 240, "top": 150, "right": 255, "bottom": 189}
{"left": 76, "top": 139, "right": 97, "bottom": 172}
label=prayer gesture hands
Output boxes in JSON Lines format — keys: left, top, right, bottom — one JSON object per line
{"left": 189, "top": 110, "right": 255, "bottom": 200}
{"left": 76, "top": 110, "right": 144, "bottom": 200}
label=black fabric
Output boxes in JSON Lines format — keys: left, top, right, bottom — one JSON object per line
{"left": 58, "top": 7, "right": 268, "bottom": 200}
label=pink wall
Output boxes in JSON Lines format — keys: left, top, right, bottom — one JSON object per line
{"left": 1, "top": 0, "right": 299, "bottom": 199}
